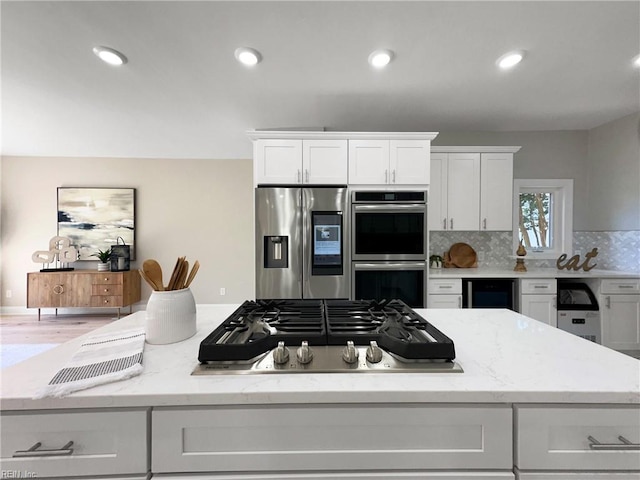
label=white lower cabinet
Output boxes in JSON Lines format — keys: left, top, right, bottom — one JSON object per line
{"left": 427, "top": 278, "right": 463, "bottom": 309}
{"left": 515, "top": 405, "right": 640, "bottom": 473}
{"left": 600, "top": 278, "right": 640, "bottom": 351}
{"left": 519, "top": 279, "right": 557, "bottom": 327}
{"left": 152, "top": 404, "right": 513, "bottom": 474}
{"left": 0, "top": 409, "right": 148, "bottom": 478}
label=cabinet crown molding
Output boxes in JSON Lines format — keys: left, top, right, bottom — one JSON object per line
{"left": 431, "top": 146, "right": 521, "bottom": 153}
{"left": 246, "top": 130, "right": 439, "bottom": 141}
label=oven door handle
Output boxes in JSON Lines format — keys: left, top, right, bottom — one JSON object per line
{"left": 352, "top": 204, "right": 426, "bottom": 212}
{"left": 354, "top": 262, "right": 426, "bottom": 270}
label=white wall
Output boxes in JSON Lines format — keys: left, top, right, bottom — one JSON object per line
{"left": 586, "top": 112, "right": 640, "bottom": 231}
{"left": 1, "top": 157, "right": 254, "bottom": 309}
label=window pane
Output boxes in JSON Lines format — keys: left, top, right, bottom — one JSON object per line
{"left": 519, "top": 192, "right": 552, "bottom": 250}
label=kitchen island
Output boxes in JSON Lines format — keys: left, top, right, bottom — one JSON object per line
{"left": 2, "top": 306, "right": 639, "bottom": 479}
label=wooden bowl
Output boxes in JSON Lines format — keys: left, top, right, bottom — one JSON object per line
{"left": 448, "top": 243, "right": 478, "bottom": 268}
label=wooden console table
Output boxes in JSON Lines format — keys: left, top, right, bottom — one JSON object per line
{"left": 27, "top": 270, "right": 141, "bottom": 321}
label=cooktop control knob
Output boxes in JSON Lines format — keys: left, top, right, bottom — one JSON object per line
{"left": 296, "top": 341, "right": 313, "bottom": 364}
{"left": 342, "top": 340, "right": 359, "bottom": 364}
{"left": 273, "top": 341, "right": 290, "bottom": 365}
{"left": 366, "top": 341, "right": 383, "bottom": 363}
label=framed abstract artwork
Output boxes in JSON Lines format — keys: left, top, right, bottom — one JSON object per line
{"left": 57, "top": 187, "right": 136, "bottom": 261}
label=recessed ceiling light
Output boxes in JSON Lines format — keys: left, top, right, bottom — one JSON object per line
{"left": 92, "top": 46, "right": 127, "bottom": 66}
{"left": 497, "top": 50, "right": 525, "bottom": 70}
{"left": 235, "top": 47, "right": 262, "bottom": 66}
{"left": 368, "top": 49, "right": 394, "bottom": 68}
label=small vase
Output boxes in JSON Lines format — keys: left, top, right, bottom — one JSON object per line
{"left": 145, "top": 288, "right": 197, "bottom": 345}
{"left": 97, "top": 262, "right": 109, "bottom": 272}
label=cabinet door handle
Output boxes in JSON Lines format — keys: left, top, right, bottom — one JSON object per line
{"left": 450, "top": 218, "right": 454, "bottom": 230}
{"left": 458, "top": 296, "right": 462, "bottom": 308}
{"left": 305, "top": 169, "right": 309, "bottom": 183}
{"left": 13, "top": 441, "right": 74, "bottom": 457}
{"left": 52, "top": 284, "right": 64, "bottom": 295}
{"left": 384, "top": 169, "right": 388, "bottom": 183}
{"left": 483, "top": 218, "right": 487, "bottom": 229}
{"left": 553, "top": 296, "right": 557, "bottom": 308}
{"left": 297, "top": 169, "right": 301, "bottom": 183}
{"left": 392, "top": 170, "right": 396, "bottom": 183}
{"left": 605, "top": 296, "right": 611, "bottom": 308}
{"left": 588, "top": 435, "right": 640, "bottom": 451}
{"left": 443, "top": 218, "right": 447, "bottom": 230}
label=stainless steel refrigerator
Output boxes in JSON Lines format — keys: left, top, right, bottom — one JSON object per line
{"left": 255, "top": 186, "right": 349, "bottom": 299}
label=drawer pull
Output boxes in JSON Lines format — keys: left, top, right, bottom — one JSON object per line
{"left": 617, "top": 285, "right": 635, "bottom": 289}
{"left": 13, "top": 441, "right": 74, "bottom": 457}
{"left": 534, "top": 285, "right": 549, "bottom": 289}
{"left": 588, "top": 435, "right": 640, "bottom": 451}
{"left": 52, "top": 284, "right": 64, "bottom": 295}
{"left": 439, "top": 285, "right": 453, "bottom": 289}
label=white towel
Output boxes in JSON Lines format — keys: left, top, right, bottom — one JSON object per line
{"left": 35, "top": 328, "right": 145, "bottom": 398}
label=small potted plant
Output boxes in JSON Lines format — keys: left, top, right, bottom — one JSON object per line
{"left": 91, "top": 247, "right": 112, "bottom": 272}
{"left": 429, "top": 254, "right": 443, "bottom": 269}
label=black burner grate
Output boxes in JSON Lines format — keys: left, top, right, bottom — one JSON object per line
{"left": 198, "top": 299, "right": 455, "bottom": 362}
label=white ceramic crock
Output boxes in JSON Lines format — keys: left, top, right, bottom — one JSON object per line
{"left": 145, "top": 288, "right": 196, "bottom": 345}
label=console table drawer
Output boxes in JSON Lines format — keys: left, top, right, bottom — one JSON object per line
{"left": 0, "top": 409, "right": 148, "bottom": 478}
{"left": 93, "top": 274, "right": 124, "bottom": 285}
{"left": 153, "top": 404, "right": 512, "bottom": 473}
{"left": 91, "top": 295, "right": 124, "bottom": 307}
{"left": 92, "top": 284, "right": 124, "bottom": 296}
{"left": 515, "top": 405, "right": 640, "bottom": 471}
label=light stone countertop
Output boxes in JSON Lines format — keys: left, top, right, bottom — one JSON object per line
{"left": 428, "top": 267, "right": 640, "bottom": 279}
{"left": 1, "top": 305, "right": 638, "bottom": 411}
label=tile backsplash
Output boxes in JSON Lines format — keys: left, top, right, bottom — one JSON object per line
{"left": 430, "top": 230, "right": 640, "bottom": 272}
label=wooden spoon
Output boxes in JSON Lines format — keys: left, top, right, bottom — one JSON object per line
{"left": 142, "top": 259, "right": 164, "bottom": 291}
{"left": 138, "top": 269, "right": 159, "bottom": 291}
{"left": 184, "top": 260, "right": 200, "bottom": 288}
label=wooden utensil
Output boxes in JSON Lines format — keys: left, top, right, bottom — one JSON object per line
{"left": 185, "top": 260, "right": 200, "bottom": 288}
{"left": 142, "top": 259, "right": 165, "bottom": 290}
{"left": 177, "top": 260, "right": 189, "bottom": 290}
{"left": 166, "top": 257, "right": 182, "bottom": 290}
{"left": 139, "top": 269, "right": 160, "bottom": 291}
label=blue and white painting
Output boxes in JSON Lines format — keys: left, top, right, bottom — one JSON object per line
{"left": 57, "top": 187, "right": 135, "bottom": 261}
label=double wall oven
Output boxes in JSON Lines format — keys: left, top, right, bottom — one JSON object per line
{"left": 351, "top": 191, "right": 428, "bottom": 307}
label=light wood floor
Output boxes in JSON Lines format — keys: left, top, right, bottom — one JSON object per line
{"left": 0, "top": 313, "right": 115, "bottom": 344}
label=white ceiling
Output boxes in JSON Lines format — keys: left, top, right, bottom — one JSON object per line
{"left": 2, "top": 1, "right": 639, "bottom": 159}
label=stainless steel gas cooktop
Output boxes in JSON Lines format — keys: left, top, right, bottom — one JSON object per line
{"left": 194, "top": 299, "right": 462, "bottom": 375}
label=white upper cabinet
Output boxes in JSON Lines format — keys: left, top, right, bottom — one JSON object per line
{"left": 480, "top": 153, "right": 514, "bottom": 231}
{"left": 254, "top": 139, "right": 303, "bottom": 184}
{"left": 249, "top": 132, "right": 438, "bottom": 187}
{"left": 254, "top": 139, "right": 347, "bottom": 185}
{"left": 302, "top": 139, "right": 348, "bottom": 184}
{"left": 349, "top": 139, "right": 431, "bottom": 185}
{"left": 391, "top": 140, "right": 431, "bottom": 185}
{"left": 428, "top": 152, "right": 480, "bottom": 231}
{"left": 348, "top": 140, "right": 389, "bottom": 184}
{"left": 429, "top": 147, "right": 520, "bottom": 231}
